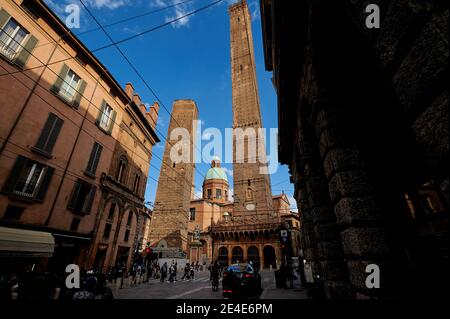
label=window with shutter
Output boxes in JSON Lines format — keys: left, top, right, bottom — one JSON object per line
{"left": 85, "top": 142, "right": 102, "bottom": 177}
{"left": 0, "top": 16, "right": 29, "bottom": 61}
{"left": 68, "top": 179, "right": 96, "bottom": 215}
{"left": 33, "top": 113, "right": 63, "bottom": 157}
{"left": 2, "top": 156, "right": 53, "bottom": 201}
{"left": 97, "top": 101, "right": 115, "bottom": 133}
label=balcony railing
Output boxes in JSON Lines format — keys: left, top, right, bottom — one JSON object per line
{"left": 0, "top": 41, "right": 17, "bottom": 61}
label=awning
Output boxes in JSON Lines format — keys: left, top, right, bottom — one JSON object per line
{"left": 0, "top": 226, "right": 55, "bottom": 258}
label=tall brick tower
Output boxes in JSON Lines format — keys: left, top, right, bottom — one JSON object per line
{"left": 229, "top": 0, "right": 274, "bottom": 218}
{"left": 149, "top": 100, "right": 198, "bottom": 256}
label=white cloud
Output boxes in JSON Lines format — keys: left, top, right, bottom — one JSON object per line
{"left": 86, "top": 0, "right": 130, "bottom": 9}
{"left": 165, "top": 5, "right": 191, "bottom": 28}
{"left": 194, "top": 191, "right": 203, "bottom": 200}
{"left": 150, "top": 0, "right": 167, "bottom": 8}
{"left": 227, "top": 188, "right": 234, "bottom": 202}
{"left": 287, "top": 196, "right": 298, "bottom": 213}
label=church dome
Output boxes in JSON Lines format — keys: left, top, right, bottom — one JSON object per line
{"left": 205, "top": 159, "right": 228, "bottom": 182}
{"left": 205, "top": 167, "right": 228, "bottom": 182}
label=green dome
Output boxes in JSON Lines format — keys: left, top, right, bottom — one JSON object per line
{"left": 205, "top": 167, "right": 228, "bottom": 182}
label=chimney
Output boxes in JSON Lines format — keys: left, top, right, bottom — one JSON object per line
{"left": 148, "top": 101, "right": 159, "bottom": 129}
{"left": 133, "top": 94, "right": 141, "bottom": 107}
{"left": 125, "top": 82, "right": 134, "bottom": 99}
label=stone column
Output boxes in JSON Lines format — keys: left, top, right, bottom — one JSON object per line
{"left": 298, "top": 103, "right": 353, "bottom": 299}
{"left": 313, "top": 100, "right": 389, "bottom": 298}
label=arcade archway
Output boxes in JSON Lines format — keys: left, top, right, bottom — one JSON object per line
{"left": 263, "top": 245, "right": 276, "bottom": 269}
{"left": 247, "top": 246, "right": 260, "bottom": 269}
{"left": 231, "top": 246, "right": 244, "bottom": 263}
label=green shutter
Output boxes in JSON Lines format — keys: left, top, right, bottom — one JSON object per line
{"left": 2, "top": 156, "right": 27, "bottom": 194}
{"left": 72, "top": 79, "right": 86, "bottom": 108}
{"left": 107, "top": 110, "right": 116, "bottom": 135}
{"left": 96, "top": 100, "right": 107, "bottom": 125}
{"left": 0, "top": 8, "right": 11, "bottom": 29}
{"left": 14, "top": 35, "right": 38, "bottom": 68}
{"left": 83, "top": 185, "right": 97, "bottom": 214}
{"left": 68, "top": 180, "right": 82, "bottom": 211}
{"left": 35, "top": 113, "right": 57, "bottom": 152}
{"left": 86, "top": 142, "right": 102, "bottom": 175}
{"left": 51, "top": 64, "right": 69, "bottom": 94}
{"left": 91, "top": 143, "right": 103, "bottom": 175}
{"left": 45, "top": 116, "right": 63, "bottom": 154}
{"left": 35, "top": 166, "right": 54, "bottom": 201}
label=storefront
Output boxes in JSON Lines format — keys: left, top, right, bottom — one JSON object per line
{"left": 0, "top": 226, "right": 55, "bottom": 278}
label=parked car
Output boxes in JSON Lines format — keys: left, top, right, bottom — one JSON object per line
{"left": 222, "top": 263, "right": 262, "bottom": 298}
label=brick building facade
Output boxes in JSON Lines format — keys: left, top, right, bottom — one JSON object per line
{"left": 0, "top": 0, "right": 159, "bottom": 277}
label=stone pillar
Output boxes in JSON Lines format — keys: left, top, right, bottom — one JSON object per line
{"left": 313, "top": 100, "right": 389, "bottom": 298}
{"left": 298, "top": 105, "right": 353, "bottom": 299}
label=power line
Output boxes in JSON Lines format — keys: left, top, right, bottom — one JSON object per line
{"left": 3, "top": 0, "right": 219, "bottom": 191}
{"left": 0, "top": 0, "right": 225, "bottom": 79}
{"left": 33, "top": 0, "right": 198, "bottom": 50}
{"left": 77, "top": 0, "right": 214, "bottom": 184}
{"left": 0, "top": 15, "right": 207, "bottom": 199}
{"left": 0, "top": 60, "right": 205, "bottom": 201}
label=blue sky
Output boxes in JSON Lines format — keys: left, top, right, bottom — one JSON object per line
{"left": 44, "top": 0, "right": 297, "bottom": 211}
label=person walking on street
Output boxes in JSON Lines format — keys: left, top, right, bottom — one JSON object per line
{"left": 160, "top": 262, "right": 168, "bottom": 282}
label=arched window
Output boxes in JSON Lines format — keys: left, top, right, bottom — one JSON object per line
{"left": 117, "top": 156, "right": 128, "bottom": 184}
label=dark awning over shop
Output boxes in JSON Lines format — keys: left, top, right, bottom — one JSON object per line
{"left": 0, "top": 226, "right": 55, "bottom": 258}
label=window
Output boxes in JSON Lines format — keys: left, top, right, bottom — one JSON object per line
{"left": 126, "top": 211, "right": 133, "bottom": 226}
{"left": 33, "top": 113, "right": 63, "bottom": 157}
{"left": 51, "top": 64, "right": 86, "bottom": 108}
{"left": 4, "top": 205, "right": 25, "bottom": 220}
{"left": 107, "top": 203, "right": 116, "bottom": 220}
{"left": 96, "top": 100, "right": 116, "bottom": 134}
{"left": 68, "top": 179, "right": 97, "bottom": 215}
{"left": 85, "top": 142, "right": 103, "bottom": 177}
{"left": 117, "top": 156, "right": 128, "bottom": 184}
{"left": 225, "top": 190, "right": 228, "bottom": 200}
{"left": 216, "top": 189, "right": 222, "bottom": 199}
{"left": 2, "top": 156, "right": 54, "bottom": 201}
{"left": 60, "top": 69, "right": 81, "bottom": 102}
{"left": 133, "top": 173, "right": 141, "bottom": 194}
{"left": 248, "top": 179, "right": 251, "bottom": 186}
{"left": 189, "top": 208, "right": 196, "bottom": 221}
{"left": 124, "top": 229, "right": 130, "bottom": 242}
{"left": 207, "top": 189, "right": 212, "bottom": 199}
{"left": 103, "top": 223, "right": 112, "bottom": 240}
{"left": 70, "top": 218, "right": 81, "bottom": 232}
{"left": 0, "top": 18, "right": 28, "bottom": 60}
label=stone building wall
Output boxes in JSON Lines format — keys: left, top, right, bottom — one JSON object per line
{"left": 261, "top": 0, "right": 448, "bottom": 298}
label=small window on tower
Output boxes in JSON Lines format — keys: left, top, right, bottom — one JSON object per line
{"left": 248, "top": 179, "right": 251, "bottom": 186}
{"left": 240, "top": 65, "right": 243, "bottom": 71}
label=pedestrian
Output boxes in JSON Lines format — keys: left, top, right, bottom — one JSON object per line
{"left": 182, "top": 263, "right": 190, "bottom": 280}
{"left": 160, "top": 262, "right": 168, "bottom": 282}
{"left": 117, "top": 265, "right": 124, "bottom": 289}
{"left": 174, "top": 262, "right": 178, "bottom": 282}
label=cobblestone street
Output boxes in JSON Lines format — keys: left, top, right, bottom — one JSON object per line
{"left": 111, "top": 270, "right": 308, "bottom": 299}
